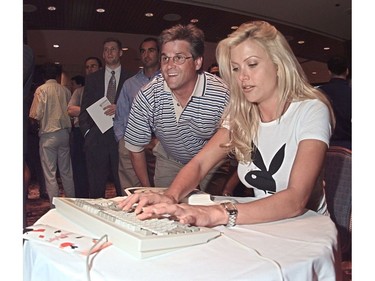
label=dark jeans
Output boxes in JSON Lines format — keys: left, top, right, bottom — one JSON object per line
{"left": 70, "top": 127, "right": 89, "bottom": 198}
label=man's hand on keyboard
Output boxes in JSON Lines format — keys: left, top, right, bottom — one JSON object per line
{"left": 117, "top": 191, "right": 177, "bottom": 215}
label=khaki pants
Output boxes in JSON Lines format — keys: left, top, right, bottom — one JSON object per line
{"left": 39, "top": 129, "right": 75, "bottom": 207}
{"left": 153, "top": 142, "right": 230, "bottom": 195}
{"left": 118, "top": 137, "right": 158, "bottom": 190}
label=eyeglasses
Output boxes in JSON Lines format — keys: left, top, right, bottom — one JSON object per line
{"left": 160, "top": 55, "right": 193, "bottom": 65}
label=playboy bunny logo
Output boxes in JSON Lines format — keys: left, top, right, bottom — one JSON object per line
{"left": 244, "top": 144, "right": 286, "bottom": 194}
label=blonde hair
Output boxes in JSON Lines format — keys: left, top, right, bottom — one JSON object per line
{"left": 216, "top": 21, "right": 335, "bottom": 163}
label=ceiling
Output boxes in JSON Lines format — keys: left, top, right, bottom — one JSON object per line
{"left": 23, "top": 0, "right": 352, "bottom": 84}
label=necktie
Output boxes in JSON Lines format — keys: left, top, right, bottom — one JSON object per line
{"left": 106, "top": 70, "right": 116, "bottom": 104}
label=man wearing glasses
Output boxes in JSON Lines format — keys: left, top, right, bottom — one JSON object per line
{"left": 124, "top": 24, "right": 230, "bottom": 194}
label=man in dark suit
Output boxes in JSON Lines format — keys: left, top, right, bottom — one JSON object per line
{"left": 79, "top": 38, "right": 131, "bottom": 198}
{"left": 319, "top": 55, "right": 351, "bottom": 150}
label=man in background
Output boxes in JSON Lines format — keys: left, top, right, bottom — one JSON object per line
{"left": 114, "top": 37, "right": 160, "bottom": 190}
{"left": 79, "top": 38, "right": 130, "bottom": 198}
{"left": 67, "top": 57, "right": 102, "bottom": 198}
{"left": 29, "top": 63, "right": 75, "bottom": 207}
{"left": 319, "top": 55, "right": 352, "bottom": 149}
{"left": 23, "top": 43, "right": 34, "bottom": 227}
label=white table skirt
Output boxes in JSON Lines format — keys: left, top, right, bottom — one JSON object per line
{"left": 23, "top": 209, "right": 341, "bottom": 281}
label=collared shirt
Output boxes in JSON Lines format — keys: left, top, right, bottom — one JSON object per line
{"left": 166, "top": 73, "right": 203, "bottom": 121}
{"left": 29, "top": 79, "right": 72, "bottom": 136}
{"left": 124, "top": 72, "right": 230, "bottom": 164}
{"left": 114, "top": 69, "right": 160, "bottom": 141}
{"left": 105, "top": 66, "right": 121, "bottom": 97}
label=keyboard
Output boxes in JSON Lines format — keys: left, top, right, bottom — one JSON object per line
{"left": 52, "top": 197, "right": 221, "bottom": 259}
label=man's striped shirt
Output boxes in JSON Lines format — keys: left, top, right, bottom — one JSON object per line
{"left": 125, "top": 72, "right": 230, "bottom": 164}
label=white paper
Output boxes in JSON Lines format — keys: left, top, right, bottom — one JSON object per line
{"left": 86, "top": 96, "right": 114, "bottom": 133}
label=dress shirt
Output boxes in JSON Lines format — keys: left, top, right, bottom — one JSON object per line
{"left": 114, "top": 69, "right": 160, "bottom": 141}
{"left": 29, "top": 79, "right": 72, "bottom": 136}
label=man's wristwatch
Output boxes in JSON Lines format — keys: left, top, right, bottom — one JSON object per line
{"left": 220, "top": 201, "right": 238, "bottom": 227}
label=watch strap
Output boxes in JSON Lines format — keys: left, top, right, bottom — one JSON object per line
{"left": 220, "top": 202, "right": 238, "bottom": 227}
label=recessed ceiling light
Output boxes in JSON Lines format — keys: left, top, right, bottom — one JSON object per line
{"left": 47, "top": 6, "right": 56, "bottom": 11}
{"left": 231, "top": 26, "right": 238, "bottom": 30}
{"left": 145, "top": 13, "right": 153, "bottom": 17}
{"left": 53, "top": 44, "right": 60, "bottom": 48}
{"left": 122, "top": 47, "right": 128, "bottom": 51}
{"left": 324, "top": 47, "right": 330, "bottom": 50}
{"left": 54, "top": 62, "right": 60, "bottom": 65}
{"left": 96, "top": 8, "right": 105, "bottom": 13}
{"left": 297, "top": 40, "right": 305, "bottom": 45}
{"left": 163, "top": 13, "right": 181, "bottom": 21}
{"left": 190, "top": 19, "right": 199, "bottom": 23}
{"left": 312, "top": 71, "right": 317, "bottom": 75}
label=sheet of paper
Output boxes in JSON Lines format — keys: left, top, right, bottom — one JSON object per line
{"left": 23, "top": 224, "right": 112, "bottom": 256}
{"left": 86, "top": 96, "right": 114, "bottom": 133}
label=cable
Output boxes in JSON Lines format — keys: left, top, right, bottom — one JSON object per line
{"left": 85, "top": 234, "right": 109, "bottom": 281}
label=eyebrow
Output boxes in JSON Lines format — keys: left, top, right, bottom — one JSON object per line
{"left": 160, "top": 52, "right": 186, "bottom": 56}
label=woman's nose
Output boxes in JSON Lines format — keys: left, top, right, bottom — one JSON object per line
{"left": 239, "top": 69, "right": 249, "bottom": 81}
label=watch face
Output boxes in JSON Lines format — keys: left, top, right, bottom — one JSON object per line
{"left": 228, "top": 209, "right": 238, "bottom": 215}
{"left": 224, "top": 202, "right": 237, "bottom": 212}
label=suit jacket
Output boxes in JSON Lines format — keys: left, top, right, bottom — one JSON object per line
{"left": 79, "top": 67, "right": 130, "bottom": 136}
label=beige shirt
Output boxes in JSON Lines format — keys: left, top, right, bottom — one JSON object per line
{"left": 29, "top": 79, "right": 72, "bottom": 136}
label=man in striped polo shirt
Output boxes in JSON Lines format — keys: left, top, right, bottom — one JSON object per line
{"left": 124, "top": 24, "right": 230, "bottom": 194}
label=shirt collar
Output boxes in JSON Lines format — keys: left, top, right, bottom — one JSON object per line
{"left": 163, "top": 72, "right": 204, "bottom": 98}
{"left": 106, "top": 65, "right": 121, "bottom": 75}
{"left": 138, "top": 69, "right": 161, "bottom": 80}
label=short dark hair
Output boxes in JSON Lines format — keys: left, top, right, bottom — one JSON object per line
{"left": 103, "top": 37, "right": 122, "bottom": 50}
{"left": 42, "top": 62, "right": 62, "bottom": 80}
{"left": 139, "top": 37, "right": 159, "bottom": 53}
{"left": 71, "top": 75, "right": 85, "bottom": 86}
{"left": 327, "top": 55, "right": 348, "bottom": 76}
{"left": 85, "top": 56, "right": 102, "bottom": 68}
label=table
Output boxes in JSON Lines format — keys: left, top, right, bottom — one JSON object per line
{"left": 23, "top": 208, "right": 341, "bottom": 281}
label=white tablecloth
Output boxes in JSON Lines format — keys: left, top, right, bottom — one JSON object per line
{"left": 23, "top": 209, "right": 341, "bottom": 281}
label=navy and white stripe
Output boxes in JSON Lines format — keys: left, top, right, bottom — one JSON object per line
{"left": 125, "top": 72, "right": 230, "bottom": 164}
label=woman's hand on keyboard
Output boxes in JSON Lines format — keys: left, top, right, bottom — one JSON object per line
{"left": 117, "top": 191, "right": 177, "bottom": 215}
{"left": 137, "top": 203, "right": 227, "bottom": 227}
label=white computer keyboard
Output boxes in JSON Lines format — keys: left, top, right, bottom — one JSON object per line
{"left": 52, "top": 197, "right": 221, "bottom": 259}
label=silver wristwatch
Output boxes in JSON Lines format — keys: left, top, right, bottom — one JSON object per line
{"left": 220, "top": 202, "right": 238, "bottom": 227}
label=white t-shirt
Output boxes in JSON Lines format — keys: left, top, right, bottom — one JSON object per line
{"left": 236, "top": 99, "right": 331, "bottom": 213}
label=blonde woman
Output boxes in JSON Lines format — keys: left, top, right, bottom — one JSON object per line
{"left": 119, "top": 21, "right": 335, "bottom": 227}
